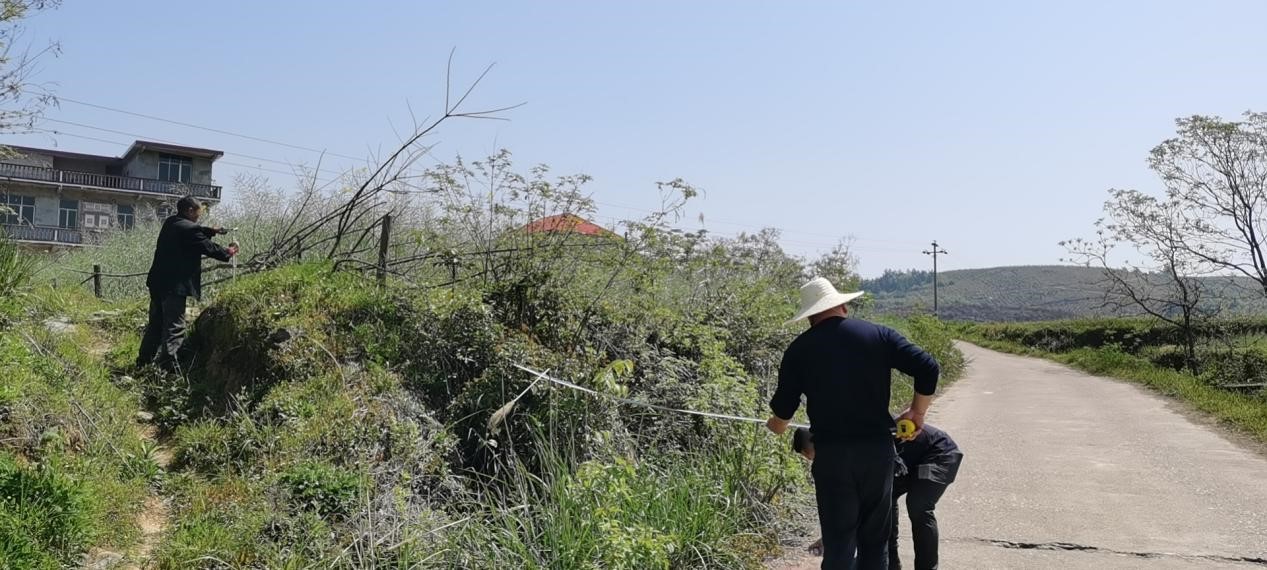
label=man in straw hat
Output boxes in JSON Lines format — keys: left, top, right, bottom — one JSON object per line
{"left": 767, "top": 277, "right": 941, "bottom": 570}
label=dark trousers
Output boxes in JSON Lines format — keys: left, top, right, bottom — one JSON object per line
{"left": 137, "top": 293, "right": 188, "bottom": 371}
{"left": 812, "top": 439, "right": 896, "bottom": 570}
{"left": 889, "top": 454, "right": 962, "bottom": 570}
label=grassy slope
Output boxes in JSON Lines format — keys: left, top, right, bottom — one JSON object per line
{"left": 869, "top": 266, "right": 1111, "bottom": 321}
{"left": 139, "top": 264, "right": 807, "bottom": 569}
{"left": 1, "top": 263, "right": 966, "bottom": 569}
{"left": 0, "top": 288, "right": 155, "bottom": 569}
{"left": 867, "top": 265, "right": 1267, "bottom": 322}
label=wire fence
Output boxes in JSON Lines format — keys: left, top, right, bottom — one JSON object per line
{"left": 59, "top": 213, "right": 623, "bottom": 302}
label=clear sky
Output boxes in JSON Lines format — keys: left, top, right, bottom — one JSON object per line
{"left": 5, "top": 1, "right": 1266, "bottom": 277}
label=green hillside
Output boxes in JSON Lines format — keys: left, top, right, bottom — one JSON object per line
{"left": 863, "top": 265, "right": 1267, "bottom": 322}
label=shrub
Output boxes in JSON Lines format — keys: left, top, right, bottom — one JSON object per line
{"left": 0, "top": 455, "right": 95, "bottom": 569}
{"left": 1198, "top": 349, "right": 1267, "bottom": 388}
{"left": 966, "top": 317, "right": 1267, "bottom": 391}
{"left": 449, "top": 438, "right": 772, "bottom": 570}
{"left": 904, "top": 315, "right": 966, "bottom": 380}
{"left": 154, "top": 475, "right": 272, "bottom": 569}
{"left": 278, "top": 461, "right": 364, "bottom": 519}
{"left": 1142, "top": 344, "right": 1189, "bottom": 370}
{"left": 173, "top": 419, "right": 253, "bottom": 475}
{"left": 0, "top": 234, "right": 34, "bottom": 301}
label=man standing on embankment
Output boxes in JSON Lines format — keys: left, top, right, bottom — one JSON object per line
{"left": 137, "top": 195, "right": 237, "bottom": 372}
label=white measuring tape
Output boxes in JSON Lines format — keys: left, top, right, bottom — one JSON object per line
{"left": 513, "top": 363, "right": 810, "bottom": 429}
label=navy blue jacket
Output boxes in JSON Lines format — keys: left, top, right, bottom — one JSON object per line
{"left": 145, "top": 216, "right": 232, "bottom": 300}
{"left": 899, "top": 423, "right": 960, "bottom": 468}
{"left": 771, "top": 317, "right": 940, "bottom": 443}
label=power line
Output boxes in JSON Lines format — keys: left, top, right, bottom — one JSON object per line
{"left": 35, "top": 128, "right": 343, "bottom": 188}
{"left": 586, "top": 213, "right": 918, "bottom": 254}
{"left": 41, "top": 118, "right": 350, "bottom": 179}
{"left": 40, "top": 129, "right": 326, "bottom": 182}
{"left": 393, "top": 191, "right": 905, "bottom": 254}
{"left": 34, "top": 102, "right": 924, "bottom": 254}
{"left": 590, "top": 199, "right": 923, "bottom": 250}
{"left": 357, "top": 189, "right": 918, "bottom": 251}
{"left": 57, "top": 96, "right": 365, "bottom": 162}
{"left": 52, "top": 97, "right": 926, "bottom": 251}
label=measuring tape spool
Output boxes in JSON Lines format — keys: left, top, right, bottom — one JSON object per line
{"left": 896, "top": 419, "right": 917, "bottom": 440}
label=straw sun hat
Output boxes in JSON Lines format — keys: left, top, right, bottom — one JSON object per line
{"left": 785, "top": 277, "right": 865, "bottom": 325}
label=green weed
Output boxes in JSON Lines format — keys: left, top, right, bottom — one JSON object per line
{"left": 0, "top": 454, "right": 95, "bottom": 569}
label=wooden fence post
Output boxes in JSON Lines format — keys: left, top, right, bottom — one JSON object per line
{"left": 92, "top": 264, "right": 103, "bottom": 298}
{"left": 376, "top": 214, "right": 392, "bottom": 288}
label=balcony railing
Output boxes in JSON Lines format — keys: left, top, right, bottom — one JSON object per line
{"left": 2, "top": 223, "right": 83, "bottom": 245}
{"left": 0, "top": 162, "right": 221, "bottom": 200}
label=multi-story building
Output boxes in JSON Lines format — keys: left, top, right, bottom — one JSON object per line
{"left": 0, "top": 140, "right": 223, "bottom": 247}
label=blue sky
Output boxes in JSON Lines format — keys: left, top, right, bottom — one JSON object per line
{"left": 5, "top": 1, "right": 1266, "bottom": 276}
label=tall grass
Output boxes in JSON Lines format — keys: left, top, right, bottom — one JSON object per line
{"left": 0, "top": 233, "right": 35, "bottom": 300}
{"left": 0, "top": 288, "right": 152, "bottom": 568}
{"left": 0, "top": 456, "right": 94, "bottom": 570}
{"left": 448, "top": 429, "right": 775, "bottom": 569}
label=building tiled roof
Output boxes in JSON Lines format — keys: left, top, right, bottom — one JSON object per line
{"left": 1, "top": 140, "right": 224, "bottom": 163}
{"left": 522, "top": 214, "right": 612, "bottom": 237}
{"left": 123, "top": 141, "right": 224, "bottom": 160}
{"left": 1, "top": 144, "right": 116, "bottom": 163}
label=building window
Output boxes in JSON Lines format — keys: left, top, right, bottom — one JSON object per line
{"left": 156, "top": 203, "right": 174, "bottom": 219}
{"left": 117, "top": 204, "right": 135, "bottom": 229}
{"left": 158, "top": 154, "right": 192, "bottom": 183}
{"left": 59, "top": 199, "right": 79, "bottom": 229}
{"left": 82, "top": 213, "right": 113, "bottom": 229}
{"left": 81, "top": 202, "right": 113, "bottom": 230}
{"left": 2, "top": 194, "right": 35, "bottom": 225}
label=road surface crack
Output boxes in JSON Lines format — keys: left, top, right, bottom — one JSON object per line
{"left": 960, "top": 538, "right": 1267, "bottom": 567}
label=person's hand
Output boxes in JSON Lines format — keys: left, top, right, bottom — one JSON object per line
{"left": 808, "top": 537, "right": 823, "bottom": 556}
{"left": 209, "top": 226, "right": 228, "bottom": 235}
{"left": 766, "top": 415, "right": 790, "bottom": 435}
{"left": 896, "top": 406, "right": 926, "bottom": 440}
{"left": 226, "top": 245, "right": 239, "bottom": 257}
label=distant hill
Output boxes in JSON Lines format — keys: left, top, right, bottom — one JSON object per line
{"left": 862, "top": 265, "right": 1267, "bottom": 322}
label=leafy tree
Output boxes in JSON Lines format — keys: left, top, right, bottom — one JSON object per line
{"left": 1064, "top": 186, "right": 1215, "bottom": 373}
{"left": 0, "top": 0, "right": 60, "bottom": 134}
{"left": 1149, "top": 112, "right": 1267, "bottom": 297}
{"left": 1067, "top": 111, "right": 1267, "bottom": 371}
{"left": 808, "top": 238, "right": 861, "bottom": 292}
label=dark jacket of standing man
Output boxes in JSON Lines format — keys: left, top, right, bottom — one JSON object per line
{"left": 767, "top": 277, "right": 940, "bottom": 570}
{"left": 137, "top": 196, "right": 237, "bottom": 371}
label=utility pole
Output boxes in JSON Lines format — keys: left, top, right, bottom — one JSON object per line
{"left": 922, "top": 240, "right": 948, "bottom": 316}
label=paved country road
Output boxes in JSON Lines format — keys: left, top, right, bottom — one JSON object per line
{"left": 773, "top": 342, "right": 1267, "bottom": 569}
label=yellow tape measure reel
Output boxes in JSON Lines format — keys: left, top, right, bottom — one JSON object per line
{"left": 896, "top": 419, "right": 917, "bottom": 440}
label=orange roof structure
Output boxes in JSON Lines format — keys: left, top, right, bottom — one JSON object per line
{"left": 522, "top": 214, "right": 612, "bottom": 237}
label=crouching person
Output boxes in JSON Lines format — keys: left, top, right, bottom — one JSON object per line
{"left": 796, "top": 424, "right": 963, "bottom": 570}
